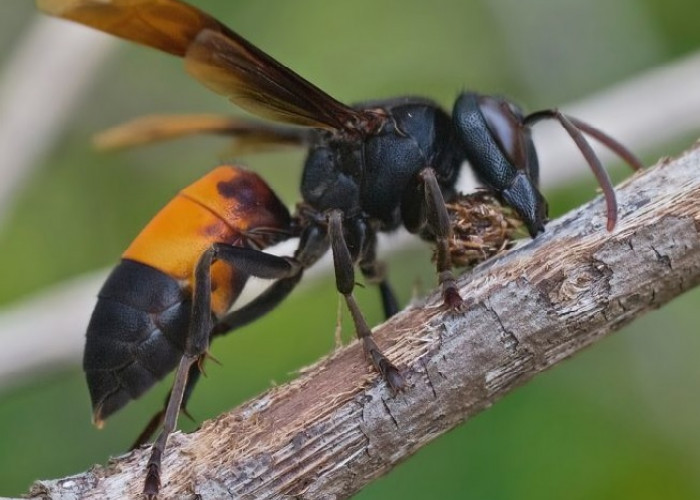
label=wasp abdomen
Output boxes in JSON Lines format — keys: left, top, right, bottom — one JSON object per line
{"left": 84, "top": 260, "right": 190, "bottom": 424}
{"left": 83, "top": 166, "right": 291, "bottom": 425}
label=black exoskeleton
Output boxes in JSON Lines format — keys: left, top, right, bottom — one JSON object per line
{"left": 39, "top": 0, "right": 644, "bottom": 496}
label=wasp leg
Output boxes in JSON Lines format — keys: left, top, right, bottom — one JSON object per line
{"left": 142, "top": 244, "right": 302, "bottom": 497}
{"left": 132, "top": 405, "right": 164, "bottom": 451}
{"left": 361, "top": 261, "right": 399, "bottom": 319}
{"left": 327, "top": 210, "right": 404, "bottom": 391}
{"left": 216, "top": 222, "right": 330, "bottom": 334}
{"left": 210, "top": 242, "right": 308, "bottom": 335}
{"left": 358, "top": 231, "right": 399, "bottom": 319}
{"left": 402, "top": 167, "right": 462, "bottom": 309}
{"left": 143, "top": 245, "right": 217, "bottom": 498}
{"left": 135, "top": 278, "right": 300, "bottom": 449}
{"left": 212, "top": 274, "right": 303, "bottom": 336}
{"left": 134, "top": 275, "right": 302, "bottom": 451}
{"left": 131, "top": 364, "right": 201, "bottom": 450}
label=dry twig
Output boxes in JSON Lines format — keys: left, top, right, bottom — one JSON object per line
{"left": 28, "top": 145, "right": 700, "bottom": 499}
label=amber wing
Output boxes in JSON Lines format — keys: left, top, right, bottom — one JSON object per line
{"left": 37, "top": 0, "right": 368, "bottom": 131}
{"left": 93, "top": 113, "right": 310, "bottom": 150}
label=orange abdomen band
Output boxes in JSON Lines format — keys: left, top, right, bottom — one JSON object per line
{"left": 123, "top": 165, "right": 290, "bottom": 316}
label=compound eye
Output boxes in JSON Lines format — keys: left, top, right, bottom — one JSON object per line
{"left": 478, "top": 96, "right": 528, "bottom": 172}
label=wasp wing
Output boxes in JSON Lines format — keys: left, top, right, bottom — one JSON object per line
{"left": 94, "top": 114, "right": 310, "bottom": 151}
{"left": 37, "top": 0, "right": 367, "bottom": 131}
{"left": 37, "top": 0, "right": 224, "bottom": 57}
{"left": 183, "top": 29, "right": 362, "bottom": 130}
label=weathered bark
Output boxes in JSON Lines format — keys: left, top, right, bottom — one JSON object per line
{"left": 28, "top": 146, "right": 700, "bottom": 499}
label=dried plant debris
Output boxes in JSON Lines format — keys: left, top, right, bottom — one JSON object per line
{"left": 440, "top": 191, "right": 524, "bottom": 268}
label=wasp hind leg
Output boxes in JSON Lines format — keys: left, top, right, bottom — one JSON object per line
{"left": 131, "top": 363, "right": 201, "bottom": 451}
{"left": 142, "top": 244, "right": 302, "bottom": 498}
{"left": 142, "top": 245, "right": 217, "bottom": 498}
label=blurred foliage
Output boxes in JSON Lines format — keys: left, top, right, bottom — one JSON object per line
{"left": 0, "top": 0, "right": 699, "bottom": 497}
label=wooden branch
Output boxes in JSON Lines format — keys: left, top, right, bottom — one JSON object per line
{"left": 28, "top": 146, "right": 700, "bottom": 499}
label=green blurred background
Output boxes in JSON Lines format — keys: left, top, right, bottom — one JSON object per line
{"left": 1, "top": 0, "right": 699, "bottom": 498}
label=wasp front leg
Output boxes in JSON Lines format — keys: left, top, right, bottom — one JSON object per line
{"left": 402, "top": 167, "right": 463, "bottom": 310}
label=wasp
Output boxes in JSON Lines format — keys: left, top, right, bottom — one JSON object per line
{"left": 38, "top": 0, "right": 643, "bottom": 496}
